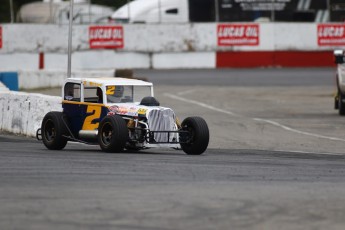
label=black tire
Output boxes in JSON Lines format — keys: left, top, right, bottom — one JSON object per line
{"left": 338, "top": 90, "right": 345, "bottom": 116}
{"left": 98, "top": 115, "right": 129, "bottom": 153}
{"left": 335, "top": 94, "right": 339, "bottom": 110}
{"left": 180, "top": 117, "right": 209, "bottom": 155}
{"left": 41, "top": 111, "right": 68, "bottom": 150}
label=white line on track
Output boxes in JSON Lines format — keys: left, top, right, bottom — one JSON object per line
{"left": 253, "top": 118, "right": 345, "bottom": 142}
{"left": 164, "top": 92, "right": 345, "bottom": 143}
{"left": 164, "top": 93, "right": 239, "bottom": 117}
{"left": 273, "top": 149, "right": 344, "bottom": 156}
{"left": 177, "top": 89, "right": 198, "bottom": 96}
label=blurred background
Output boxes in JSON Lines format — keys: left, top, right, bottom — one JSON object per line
{"left": 1, "top": 0, "right": 345, "bottom": 89}
{"left": 0, "top": 0, "right": 344, "bottom": 24}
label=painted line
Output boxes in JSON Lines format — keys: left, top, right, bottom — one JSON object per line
{"left": 253, "top": 118, "right": 345, "bottom": 142}
{"left": 177, "top": 89, "right": 198, "bottom": 96}
{"left": 164, "top": 93, "right": 239, "bottom": 117}
{"left": 274, "top": 149, "right": 344, "bottom": 156}
{"left": 165, "top": 92, "right": 345, "bottom": 143}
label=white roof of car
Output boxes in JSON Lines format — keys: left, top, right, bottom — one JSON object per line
{"left": 65, "top": 77, "right": 153, "bottom": 87}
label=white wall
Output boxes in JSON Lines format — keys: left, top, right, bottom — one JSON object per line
{"left": 2, "top": 23, "right": 341, "bottom": 53}
{"left": 18, "top": 69, "right": 115, "bottom": 89}
{"left": 0, "top": 23, "right": 344, "bottom": 70}
{"left": 0, "top": 91, "right": 61, "bottom": 136}
{"left": 152, "top": 52, "right": 216, "bottom": 69}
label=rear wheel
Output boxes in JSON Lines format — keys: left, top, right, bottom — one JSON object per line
{"left": 98, "top": 115, "right": 129, "bottom": 153}
{"left": 41, "top": 112, "right": 68, "bottom": 150}
{"left": 180, "top": 117, "right": 209, "bottom": 155}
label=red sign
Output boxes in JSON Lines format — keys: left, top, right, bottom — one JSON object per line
{"left": 0, "top": 27, "right": 2, "bottom": 49}
{"left": 318, "top": 24, "right": 345, "bottom": 46}
{"left": 89, "top": 26, "right": 124, "bottom": 49}
{"left": 218, "top": 24, "right": 259, "bottom": 46}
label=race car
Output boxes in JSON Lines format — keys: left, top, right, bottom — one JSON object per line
{"left": 334, "top": 50, "right": 345, "bottom": 115}
{"left": 36, "top": 77, "right": 209, "bottom": 155}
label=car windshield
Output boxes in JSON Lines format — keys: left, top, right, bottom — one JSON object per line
{"left": 106, "top": 85, "right": 152, "bottom": 103}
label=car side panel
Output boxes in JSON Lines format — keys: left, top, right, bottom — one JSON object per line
{"left": 62, "top": 101, "right": 108, "bottom": 137}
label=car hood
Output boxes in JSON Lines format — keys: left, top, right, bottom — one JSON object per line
{"left": 106, "top": 103, "right": 174, "bottom": 118}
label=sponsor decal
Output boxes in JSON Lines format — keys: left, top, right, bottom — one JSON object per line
{"left": 0, "top": 26, "right": 2, "bottom": 49}
{"left": 106, "top": 86, "right": 115, "bottom": 95}
{"left": 83, "top": 81, "right": 102, "bottom": 87}
{"left": 89, "top": 26, "right": 124, "bottom": 49}
{"left": 218, "top": 24, "right": 259, "bottom": 46}
{"left": 107, "top": 105, "right": 117, "bottom": 116}
{"left": 107, "top": 111, "right": 116, "bottom": 116}
{"left": 108, "top": 105, "right": 147, "bottom": 117}
{"left": 116, "top": 106, "right": 129, "bottom": 115}
{"left": 137, "top": 108, "right": 147, "bottom": 115}
{"left": 108, "top": 105, "right": 127, "bottom": 115}
{"left": 318, "top": 24, "right": 345, "bottom": 46}
{"left": 125, "top": 107, "right": 138, "bottom": 116}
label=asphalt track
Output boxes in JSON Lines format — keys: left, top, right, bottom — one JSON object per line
{"left": 2, "top": 68, "right": 345, "bottom": 230}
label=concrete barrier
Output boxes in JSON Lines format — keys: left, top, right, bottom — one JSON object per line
{"left": 0, "top": 91, "right": 61, "bottom": 137}
{"left": 0, "top": 82, "right": 9, "bottom": 92}
{"left": 0, "top": 52, "right": 150, "bottom": 71}
{"left": 17, "top": 69, "right": 115, "bottom": 89}
{"left": 152, "top": 52, "right": 215, "bottom": 69}
{"left": 1, "top": 23, "right": 344, "bottom": 69}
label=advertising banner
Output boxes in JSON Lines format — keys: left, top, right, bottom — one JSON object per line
{"left": 0, "top": 26, "right": 2, "bottom": 49}
{"left": 89, "top": 26, "right": 124, "bottom": 49}
{"left": 318, "top": 24, "right": 345, "bottom": 46}
{"left": 218, "top": 24, "right": 259, "bottom": 46}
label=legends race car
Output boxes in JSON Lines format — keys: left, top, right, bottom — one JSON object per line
{"left": 36, "top": 77, "right": 209, "bottom": 155}
{"left": 334, "top": 50, "right": 345, "bottom": 115}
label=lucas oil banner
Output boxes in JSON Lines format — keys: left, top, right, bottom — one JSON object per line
{"left": 217, "top": 24, "right": 259, "bottom": 46}
{"left": 318, "top": 24, "right": 345, "bottom": 46}
{"left": 89, "top": 26, "right": 124, "bottom": 49}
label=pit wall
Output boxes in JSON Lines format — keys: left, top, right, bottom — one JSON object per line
{"left": 0, "top": 23, "right": 344, "bottom": 69}
{"left": 0, "top": 91, "right": 61, "bottom": 137}
{"left": 17, "top": 69, "right": 114, "bottom": 89}
{"left": 0, "top": 69, "right": 115, "bottom": 92}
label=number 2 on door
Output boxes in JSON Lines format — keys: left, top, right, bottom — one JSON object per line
{"left": 82, "top": 105, "right": 101, "bottom": 130}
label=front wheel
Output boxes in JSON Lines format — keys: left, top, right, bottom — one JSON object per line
{"left": 41, "top": 111, "right": 68, "bottom": 150}
{"left": 180, "top": 117, "right": 209, "bottom": 155}
{"left": 98, "top": 115, "right": 129, "bottom": 153}
{"left": 338, "top": 90, "right": 345, "bottom": 116}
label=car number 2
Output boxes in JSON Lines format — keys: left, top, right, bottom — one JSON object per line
{"left": 82, "top": 105, "right": 102, "bottom": 130}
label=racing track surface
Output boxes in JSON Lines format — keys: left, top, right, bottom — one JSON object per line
{"left": 2, "top": 68, "right": 345, "bottom": 230}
